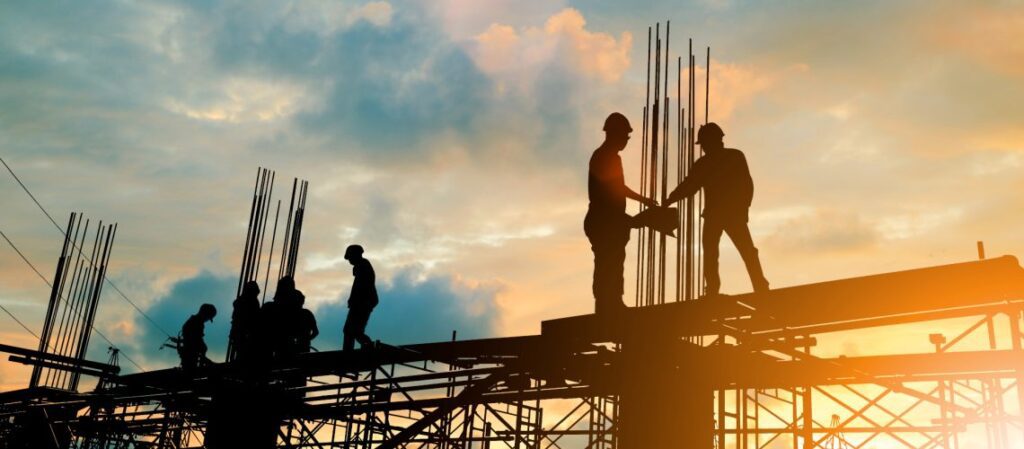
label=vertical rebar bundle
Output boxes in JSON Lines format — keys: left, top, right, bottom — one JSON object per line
{"left": 633, "top": 23, "right": 711, "bottom": 308}
{"left": 30, "top": 212, "right": 117, "bottom": 391}
{"left": 228, "top": 168, "right": 309, "bottom": 361}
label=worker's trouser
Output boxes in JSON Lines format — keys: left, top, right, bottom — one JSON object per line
{"left": 343, "top": 307, "right": 374, "bottom": 351}
{"left": 585, "top": 210, "right": 631, "bottom": 313}
{"left": 703, "top": 219, "right": 769, "bottom": 295}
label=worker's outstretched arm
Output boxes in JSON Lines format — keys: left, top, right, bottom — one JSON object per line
{"left": 664, "top": 161, "right": 706, "bottom": 205}
{"left": 625, "top": 186, "right": 658, "bottom": 207}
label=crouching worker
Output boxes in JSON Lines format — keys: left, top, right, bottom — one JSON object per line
{"left": 180, "top": 303, "right": 217, "bottom": 371}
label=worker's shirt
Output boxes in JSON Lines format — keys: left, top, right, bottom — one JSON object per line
{"left": 588, "top": 147, "right": 626, "bottom": 216}
{"left": 299, "top": 309, "right": 318, "bottom": 344}
{"left": 181, "top": 314, "right": 207, "bottom": 354}
{"left": 348, "top": 259, "right": 379, "bottom": 309}
{"left": 230, "top": 294, "right": 259, "bottom": 339}
{"left": 668, "top": 148, "right": 754, "bottom": 223}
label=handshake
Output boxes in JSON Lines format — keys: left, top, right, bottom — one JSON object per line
{"left": 630, "top": 201, "right": 679, "bottom": 237}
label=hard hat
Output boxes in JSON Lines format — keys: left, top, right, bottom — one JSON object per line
{"left": 695, "top": 122, "right": 724, "bottom": 144}
{"left": 344, "top": 244, "right": 364, "bottom": 260}
{"left": 242, "top": 280, "right": 260, "bottom": 296}
{"left": 603, "top": 112, "right": 633, "bottom": 134}
{"left": 199, "top": 303, "right": 217, "bottom": 320}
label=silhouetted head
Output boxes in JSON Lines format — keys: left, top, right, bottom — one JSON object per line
{"left": 602, "top": 112, "right": 632, "bottom": 152}
{"left": 242, "top": 281, "right": 260, "bottom": 297}
{"left": 274, "top": 276, "right": 295, "bottom": 302}
{"left": 695, "top": 123, "right": 725, "bottom": 152}
{"left": 344, "top": 245, "right": 364, "bottom": 264}
{"left": 295, "top": 289, "right": 306, "bottom": 307}
{"left": 198, "top": 303, "right": 217, "bottom": 322}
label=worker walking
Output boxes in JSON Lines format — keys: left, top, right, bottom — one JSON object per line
{"left": 342, "top": 245, "right": 378, "bottom": 351}
{"left": 586, "top": 112, "right": 657, "bottom": 314}
{"left": 664, "top": 123, "right": 769, "bottom": 296}
{"left": 179, "top": 303, "right": 217, "bottom": 371}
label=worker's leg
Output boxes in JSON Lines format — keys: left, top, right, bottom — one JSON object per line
{"left": 592, "top": 240, "right": 628, "bottom": 313}
{"left": 702, "top": 221, "right": 725, "bottom": 296}
{"left": 343, "top": 309, "right": 361, "bottom": 351}
{"left": 343, "top": 333, "right": 355, "bottom": 352}
{"left": 345, "top": 307, "right": 373, "bottom": 348}
{"left": 587, "top": 212, "right": 629, "bottom": 313}
{"left": 724, "top": 222, "right": 769, "bottom": 293}
{"left": 356, "top": 308, "right": 374, "bottom": 347}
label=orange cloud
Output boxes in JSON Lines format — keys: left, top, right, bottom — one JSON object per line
{"left": 679, "top": 59, "right": 806, "bottom": 122}
{"left": 929, "top": 5, "right": 1024, "bottom": 78}
{"left": 471, "top": 8, "right": 632, "bottom": 94}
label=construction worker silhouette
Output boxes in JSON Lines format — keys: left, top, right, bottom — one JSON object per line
{"left": 664, "top": 123, "right": 769, "bottom": 296}
{"left": 294, "top": 290, "right": 318, "bottom": 353}
{"left": 586, "top": 113, "right": 658, "bottom": 314}
{"left": 229, "top": 281, "right": 260, "bottom": 362}
{"left": 343, "top": 245, "right": 378, "bottom": 351}
{"left": 179, "top": 303, "right": 216, "bottom": 370}
{"left": 260, "top": 276, "right": 295, "bottom": 360}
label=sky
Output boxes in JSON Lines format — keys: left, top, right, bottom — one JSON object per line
{"left": 1, "top": 0, "right": 1023, "bottom": 409}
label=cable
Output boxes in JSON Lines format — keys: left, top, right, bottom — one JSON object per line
{"left": 1, "top": 156, "right": 173, "bottom": 339}
{"left": 1, "top": 227, "right": 144, "bottom": 372}
{"left": 0, "top": 304, "right": 40, "bottom": 339}
{"left": 0, "top": 230, "right": 51, "bottom": 285}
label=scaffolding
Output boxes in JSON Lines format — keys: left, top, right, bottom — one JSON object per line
{"left": 0, "top": 254, "right": 1022, "bottom": 448}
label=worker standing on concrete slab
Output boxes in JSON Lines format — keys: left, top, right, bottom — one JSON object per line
{"left": 586, "top": 112, "right": 658, "bottom": 314}
{"left": 343, "top": 244, "right": 377, "bottom": 351}
{"left": 179, "top": 303, "right": 216, "bottom": 371}
{"left": 664, "top": 123, "right": 769, "bottom": 296}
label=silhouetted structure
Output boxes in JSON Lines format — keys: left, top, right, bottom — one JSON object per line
{"left": 179, "top": 303, "right": 216, "bottom": 371}
{"left": 230, "top": 281, "right": 261, "bottom": 362}
{"left": 585, "top": 112, "right": 658, "bottom": 314}
{"left": 343, "top": 244, "right": 377, "bottom": 351}
{"left": 665, "top": 122, "right": 768, "bottom": 295}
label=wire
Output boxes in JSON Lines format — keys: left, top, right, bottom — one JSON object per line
{"left": 0, "top": 228, "right": 144, "bottom": 372}
{"left": 0, "top": 304, "right": 40, "bottom": 339}
{"left": 1, "top": 156, "right": 172, "bottom": 339}
{"left": 0, "top": 230, "right": 51, "bottom": 285}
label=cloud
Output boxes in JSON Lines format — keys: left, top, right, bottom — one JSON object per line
{"left": 680, "top": 59, "right": 805, "bottom": 122}
{"left": 471, "top": 8, "right": 633, "bottom": 94}
{"left": 928, "top": 5, "right": 1024, "bottom": 79}
{"left": 760, "top": 208, "right": 879, "bottom": 255}
{"left": 163, "top": 77, "right": 313, "bottom": 123}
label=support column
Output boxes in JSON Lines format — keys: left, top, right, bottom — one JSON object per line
{"left": 618, "top": 339, "right": 713, "bottom": 449}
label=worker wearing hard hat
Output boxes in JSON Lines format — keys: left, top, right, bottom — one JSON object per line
{"left": 586, "top": 112, "right": 658, "bottom": 314}
{"left": 342, "top": 244, "right": 378, "bottom": 351}
{"left": 179, "top": 303, "right": 217, "bottom": 371}
{"left": 664, "top": 123, "right": 769, "bottom": 296}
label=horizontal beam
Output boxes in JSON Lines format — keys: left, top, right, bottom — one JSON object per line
{"left": 543, "top": 256, "right": 1024, "bottom": 342}
{"left": 0, "top": 343, "right": 119, "bottom": 374}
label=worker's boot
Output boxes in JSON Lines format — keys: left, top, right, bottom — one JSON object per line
{"left": 752, "top": 279, "right": 770, "bottom": 294}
